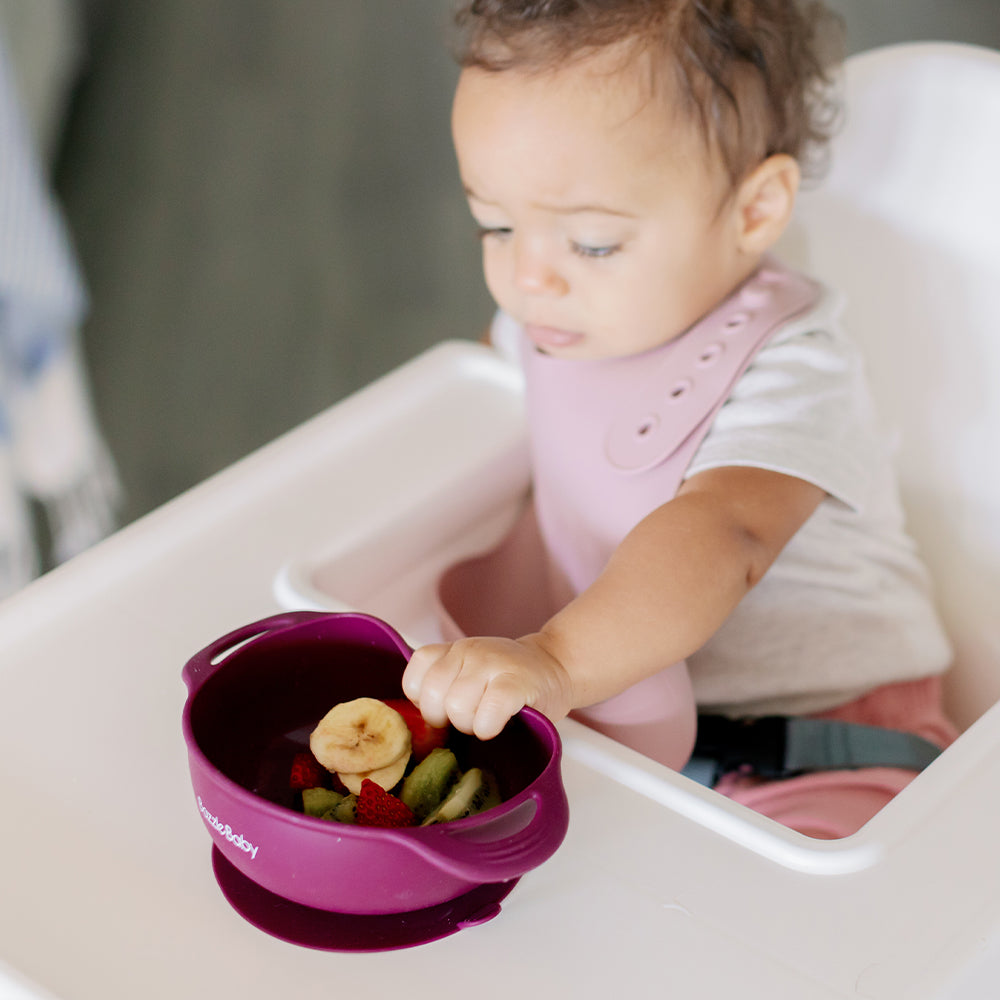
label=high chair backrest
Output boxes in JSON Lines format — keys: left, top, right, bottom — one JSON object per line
{"left": 777, "top": 42, "right": 1000, "bottom": 730}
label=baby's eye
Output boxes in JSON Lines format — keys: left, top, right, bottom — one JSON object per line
{"left": 571, "top": 241, "right": 622, "bottom": 259}
{"left": 476, "top": 225, "right": 513, "bottom": 242}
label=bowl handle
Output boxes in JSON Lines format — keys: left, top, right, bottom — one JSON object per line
{"left": 181, "top": 611, "right": 330, "bottom": 693}
{"left": 403, "top": 784, "right": 570, "bottom": 884}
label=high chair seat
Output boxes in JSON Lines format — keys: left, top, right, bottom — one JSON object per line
{"left": 777, "top": 41, "right": 1000, "bottom": 731}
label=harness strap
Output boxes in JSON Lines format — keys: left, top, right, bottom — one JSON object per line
{"left": 682, "top": 714, "right": 944, "bottom": 787}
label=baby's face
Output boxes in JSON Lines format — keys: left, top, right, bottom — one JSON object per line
{"left": 452, "top": 48, "right": 760, "bottom": 360}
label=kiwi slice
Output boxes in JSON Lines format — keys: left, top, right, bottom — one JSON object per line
{"left": 330, "top": 793, "right": 358, "bottom": 823}
{"left": 420, "top": 767, "right": 502, "bottom": 826}
{"left": 400, "top": 747, "right": 461, "bottom": 822}
{"left": 302, "top": 787, "right": 344, "bottom": 818}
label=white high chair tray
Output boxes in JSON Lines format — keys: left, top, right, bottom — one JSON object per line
{"left": 1, "top": 341, "right": 998, "bottom": 1000}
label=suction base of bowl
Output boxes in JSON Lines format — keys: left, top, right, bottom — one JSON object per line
{"left": 211, "top": 848, "right": 519, "bottom": 951}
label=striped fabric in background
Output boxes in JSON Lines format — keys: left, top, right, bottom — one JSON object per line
{"left": 0, "top": 28, "right": 119, "bottom": 597}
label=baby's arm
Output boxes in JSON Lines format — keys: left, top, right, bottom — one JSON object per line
{"left": 403, "top": 466, "right": 824, "bottom": 739}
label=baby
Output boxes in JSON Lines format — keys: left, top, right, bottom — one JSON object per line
{"left": 403, "top": 0, "right": 956, "bottom": 835}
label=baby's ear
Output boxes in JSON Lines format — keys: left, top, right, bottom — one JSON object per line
{"left": 735, "top": 154, "right": 800, "bottom": 255}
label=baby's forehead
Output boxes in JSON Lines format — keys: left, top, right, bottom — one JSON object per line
{"left": 454, "top": 52, "right": 714, "bottom": 171}
{"left": 453, "top": 57, "right": 729, "bottom": 215}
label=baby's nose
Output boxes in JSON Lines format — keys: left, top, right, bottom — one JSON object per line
{"left": 513, "top": 243, "right": 569, "bottom": 297}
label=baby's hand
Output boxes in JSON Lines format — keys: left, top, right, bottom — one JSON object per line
{"left": 402, "top": 635, "right": 573, "bottom": 740}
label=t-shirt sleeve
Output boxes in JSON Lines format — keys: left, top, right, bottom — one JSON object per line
{"left": 685, "top": 304, "right": 883, "bottom": 513}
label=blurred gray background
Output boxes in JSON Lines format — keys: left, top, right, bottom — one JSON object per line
{"left": 5, "top": 0, "right": 1000, "bottom": 526}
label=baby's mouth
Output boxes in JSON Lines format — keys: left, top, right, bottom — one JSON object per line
{"left": 523, "top": 324, "right": 584, "bottom": 351}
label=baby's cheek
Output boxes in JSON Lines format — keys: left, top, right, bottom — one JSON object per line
{"left": 482, "top": 258, "right": 513, "bottom": 311}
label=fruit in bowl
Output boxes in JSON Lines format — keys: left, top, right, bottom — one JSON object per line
{"left": 182, "top": 611, "right": 569, "bottom": 915}
{"left": 297, "top": 697, "right": 502, "bottom": 828}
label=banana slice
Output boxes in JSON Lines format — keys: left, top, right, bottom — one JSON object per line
{"left": 338, "top": 749, "right": 411, "bottom": 795}
{"left": 310, "top": 697, "right": 412, "bottom": 774}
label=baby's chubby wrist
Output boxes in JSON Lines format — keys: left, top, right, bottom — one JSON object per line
{"left": 513, "top": 632, "right": 576, "bottom": 721}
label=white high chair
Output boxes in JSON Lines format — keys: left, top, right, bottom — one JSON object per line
{"left": 3, "top": 41, "right": 1000, "bottom": 1000}
{"left": 777, "top": 41, "right": 1000, "bottom": 732}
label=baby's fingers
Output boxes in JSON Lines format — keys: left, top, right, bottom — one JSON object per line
{"left": 472, "top": 673, "right": 528, "bottom": 741}
{"left": 404, "top": 637, "right": 545, "bottom": 739}
{"left": 402, "top": 643, "right": 463, "bottom": 728}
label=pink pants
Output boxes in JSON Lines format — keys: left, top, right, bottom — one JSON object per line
{"left": 713, "top": 676, "right": 959, "bottom": 839}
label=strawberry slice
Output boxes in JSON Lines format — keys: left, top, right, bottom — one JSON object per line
{"left": 355, "top": 778, "right": 415, "bottom": 828}
{"left": 289, "top": 751, "right": 326, "bottom": 791}
{"left": 384, "top": 698, "right": 450, "bottom": 761}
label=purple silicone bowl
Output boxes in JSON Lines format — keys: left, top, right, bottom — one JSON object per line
{"left": 181, "top": 611, "right": 569, "bottom": 915}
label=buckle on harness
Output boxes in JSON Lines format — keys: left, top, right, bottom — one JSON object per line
{"left": 682, "top": 715, "right": 944, "bottom": 787}
{"left": 689, "top": 715, "right": 789, "bottom": 780}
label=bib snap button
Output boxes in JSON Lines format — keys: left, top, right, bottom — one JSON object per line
{"left": 635, "top": 414, "right": 660, "bottom": 438}
{"left": 668, "top": 378, "right": 692, "bottom": 401}
{"left": 723, "top": 311, "right": 751, "bottom": 333}
{"left": 697, "top": 342, "right": 724, "bottom": 367}
{"left": 740, "top": 282, "right": 773, "bottom": 308}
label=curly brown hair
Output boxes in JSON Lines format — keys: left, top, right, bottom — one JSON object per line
{"left": 452, "top": 0, "right": 844, "bottom": 190}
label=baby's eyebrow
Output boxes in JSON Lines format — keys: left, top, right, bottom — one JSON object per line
{"left": 465, "top": 187, "right": 636, "bottom": 220}
{"left": 539, "top": 202, "right": 638, "bottom": 219}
